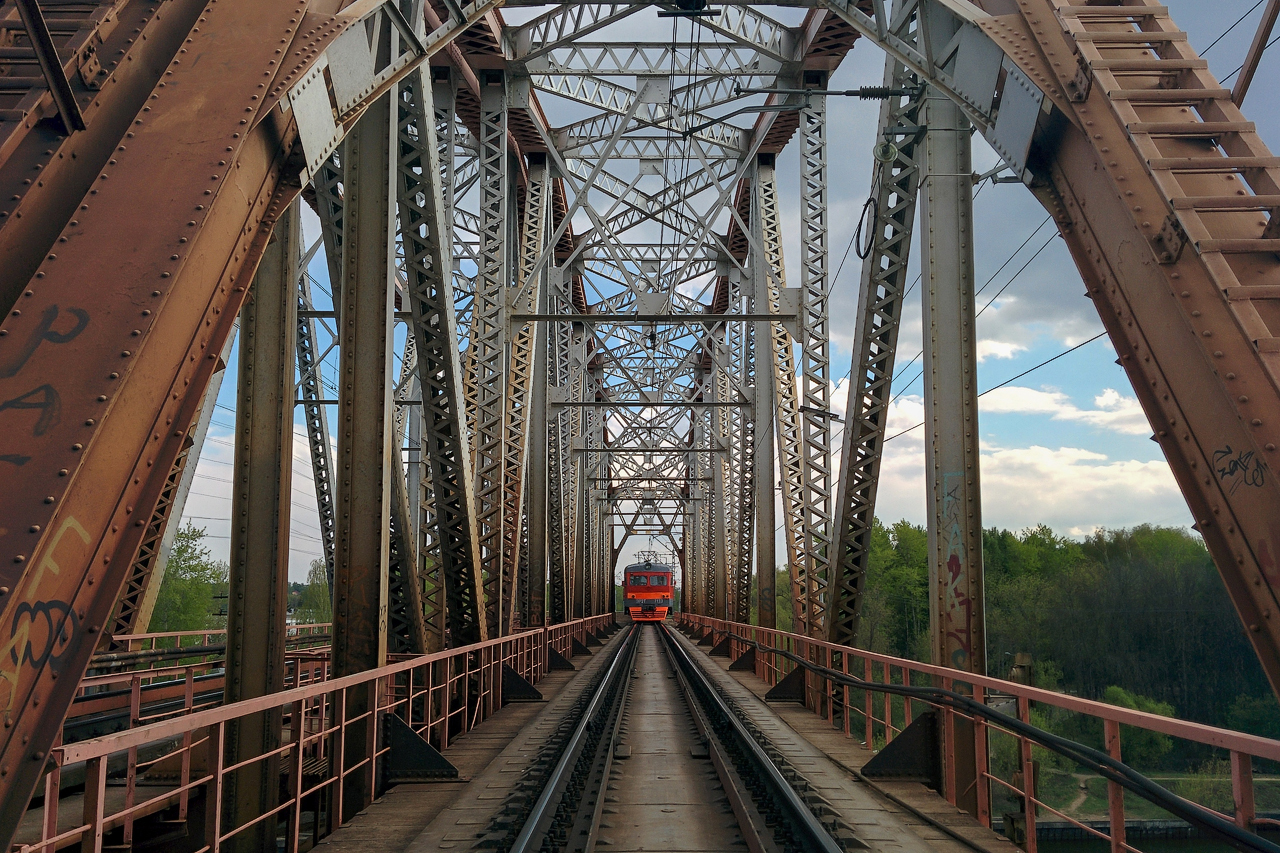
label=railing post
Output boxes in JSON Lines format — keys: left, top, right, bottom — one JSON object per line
{"left": 942, "top": 676, "right": 956, "bottom": 804}
{"left": 183, "top": 666, "right": 194, "bottom": 819}
{"left": 1232, "top": 750, "right": 1256, "bottom": 832}
{"left": 288, "top": 698, "right": 306, "bottom": 853}
{"left": 841, "top": 652, "right": 850, "bottom": 738}
{"left": 205, "top": 721, "right": 225, "bottom": 853}
{"left": 82, "top": 754, "right": 107, "bottom": 853}
{"left": 1104, "top": 718, "right": 1125, "bottom": 853}
{"left": 973, "top": 685, "right": 990, "bottom": 829}
{"left": 42, "top": 739, "right": 61, "bottom": 845}
{"left": 883, "top": 673, "right": 893, "bottom": 742}
{"left": 1017, "top": 696, "right": 1037, "bottom": 853}
{"left": 333, "top": 689, "right": 347, "bottom": 829}
{"left": 864, "top": 656, "right": 874, "bottom": 747}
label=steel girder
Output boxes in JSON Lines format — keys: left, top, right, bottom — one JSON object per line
{"left": 106, "top": 334, "right": 230, "bottom": 642}
{"left": 223, "top": 201, "right": 299, "bottom": 847}
{"left": 755, "top": 163, "right": 809, "bottom": 631}
{"left": 396, "top": 64, "right": 487, "bottom": 648}
{"left": 826, "top": 59, "right": 923, "bottom": 646}
{"left": 920, "top": 86, "right": 985, "bottom": 676}
{"left": 501, "top": 159, "right": 551, "bottom": 630}
{"left": 0, "top": 0, "right": 435, "bottom": 833}
{"left": 547, "top": 270, "right": 574, "bottom": 624}
{"left": 470, "top": 75, "right": 514, "bottom": 638}
{"left": 298, "top": 270, "right": 339, "bottom": 590}
{"left": 388, "top": 333, "right": 430, "bottom": 656}
{"left": 795, "top": 85, "right": 833, "bottom": 639}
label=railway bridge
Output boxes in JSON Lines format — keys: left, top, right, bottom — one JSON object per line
{"left": 2, "top": 0, "right": 1280, "bottom": 850}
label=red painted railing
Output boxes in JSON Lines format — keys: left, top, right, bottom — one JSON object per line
{"left": 679, "top": 614, "right": 1280, "bottom": 853}
{"left": 15, "top": 614, "right": 615, "bottom": 852}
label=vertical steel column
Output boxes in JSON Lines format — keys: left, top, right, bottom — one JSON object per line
{"left": 568, "top": 333, "right": 588, "bottom": 619}
{"left": 473, "top": 71, "right": 510, "bottom": 637}
{"left": 751, "top": 165, "right": 778, "bottom": 628}
{"left": 298, "top": 270, "right": 338, "bottom": 590}
{"left": 224, "top": 201, "right": 299, "bottom": 849}
{"left": 525, "top": 293, "right": 550, "bottom": 628}
{"left": 546, "top": 267, "right": 571, "bottom": 624}
{"left": 757, "top": 161, "right": 807, "bottom": 628}
{"left": 397, "top": 65, "right": 486, "bottom": 648}
{"left": 711, "top": 350, "right": 728, "bottom": 622}
{"left": 827, "top": 59, "right": 924, "bottom": 646}
{"left": 920, "top": 89, "right": 986, "bottom": 677}
{"left": 798, "top": 76, "right": 833, "bottom": 638}
{"left": 332, "top": 89, "right": 395, "bottom": 819}
{"left": 502, "top": 157, "right": 549, "bottom": 631}
{"left": 388, "top": 338, "right": 428, "bottom": 655}
{"left": 727, "top": 271, "right": 755, "bottom": 625}
{"left": 921, "top": 79, "right": 986, "bottom": 817}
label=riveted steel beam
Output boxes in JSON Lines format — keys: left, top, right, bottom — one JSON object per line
{"left": 396, "top": 64, "right": 487, "bottom": 648}
{"left": 223, "top": 201, "right": 299, "bottom": 850}
{"left": 826, "top": 57, "right": 923, "bottom": 647}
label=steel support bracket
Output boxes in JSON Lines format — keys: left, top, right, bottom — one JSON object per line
{"left": 501, "top": 664, "right": 544, "bottom": 703}
{"left": 548, "top": 647, "right": 576, "bottom": 670}
{"left": 1154, "top": 213, "right": 1188, "bottom": 265}
{"left": 763, "top": 664, "right": 806, "bottom": 703}
{"left": 381, "top": 713, "right": 461, "bottom": 782}
{"left": 860, "top": 709, "right": 941, "bottom": 791}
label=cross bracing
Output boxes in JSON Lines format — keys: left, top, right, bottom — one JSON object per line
{"left": 6, "top": 0, "right": 1280, "bottom": 838}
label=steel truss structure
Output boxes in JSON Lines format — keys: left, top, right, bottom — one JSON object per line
{"left": 3, "top": 0, "right": 1280, "bottom": 840}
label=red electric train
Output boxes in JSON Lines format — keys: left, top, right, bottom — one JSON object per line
{"left": 622, "top": 561, "right": 675, "bottom": 622}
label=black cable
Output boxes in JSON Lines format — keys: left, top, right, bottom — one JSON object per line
{"left": 854, "top": 195, "right": 879, "bottom": 261}
{"left": 1222, "top": 31, "right": 1280, "bottom": 82}
{"left": 1202, "top": 0, "right": 1266, "bottom": 55}
{"left": 976, "top": 231, "right": 1059, "bottom": 318}
{"left": 884, "top": 331, "right": 1107, "bottom": 442}
{"left": 729, "top": 633, "right": 1280, "bottom": 853}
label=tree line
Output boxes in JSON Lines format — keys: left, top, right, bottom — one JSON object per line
{"left": 851, "top": 521, "right": 1279, "bottom": 743}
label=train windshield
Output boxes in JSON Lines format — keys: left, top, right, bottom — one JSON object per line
{"left": 650, "top": 575, "right": 667, "bottom": 586}
{"left": 629, "top": 574, "right": 647, "bottom": 586}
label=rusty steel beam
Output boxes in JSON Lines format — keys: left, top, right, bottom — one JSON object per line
{"left": 0, "top": 0, "right": 438, "bottom": 835}
{"left": 1232, "top": 0, "right": 1280, "bottom": 107}
{"left": 223, "top": 201, "right": 300, "bottom": 849}
{"left": 331, "top": 88, "right": 396, "bottom": 821}
{"left": 0, "top": 2, "right": 367, "bottom": 837}
{"left": 397, "top": 63, "right": 488, "bottom": 648}
{"left": 0, "top": 0, "right": 207, "bottom": 315}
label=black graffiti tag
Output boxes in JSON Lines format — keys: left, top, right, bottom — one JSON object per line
{"left": 1213, "top": 445, "right": 1266, "bottom": 495}
{"left": 0, "top": 384, "right": 61, "bottom": 436}
{"left": 0, "top": 304, "right": 90, "bottom": 378}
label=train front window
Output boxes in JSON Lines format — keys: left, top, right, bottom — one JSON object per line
{"left": 650, "top": 575, "right": 666, "bottom": 586}
{"left": 630, "top": 574, "right": 647, "bottom": 586}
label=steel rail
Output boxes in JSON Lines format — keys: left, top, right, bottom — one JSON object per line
{"left": 508, "top": 624, "right": 638, "bottom": 853}
{"left": 727, "top": 632, "right": 1280, "bottom": 853}
{"left": 659, "top": 624, "right": 844, "bottom": 853}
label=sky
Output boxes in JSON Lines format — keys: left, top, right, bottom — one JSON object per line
{"left": 177, "top": 0, "right": 1280, "bottom": 580}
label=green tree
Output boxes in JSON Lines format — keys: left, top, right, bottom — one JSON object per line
{"left": 149, "top": 523, "right": 229, "bottom": 633}
{"left": 295, "top": 559, "right": 332, "bottom": 625}
{"left": 1101, "top": 685, "right": 1175, "bottom": 768}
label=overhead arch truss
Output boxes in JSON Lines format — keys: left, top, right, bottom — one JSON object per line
{"left": 5, "top": 0, "right": 1280, "bottom": 843}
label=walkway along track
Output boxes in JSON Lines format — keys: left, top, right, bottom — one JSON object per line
{"left": 504, "top": 623, "right": 852, "bottom": 853}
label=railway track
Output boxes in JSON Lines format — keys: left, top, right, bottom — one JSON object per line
{"left": 503, "top": 622, "right": 853, "bottom": 853}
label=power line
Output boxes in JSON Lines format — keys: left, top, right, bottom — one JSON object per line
{"left": 1222, "top": 31, "right": 1280, "bottom": 82}
{"left": 1202, "top": 0, "right": 1266, "bottom": 55}
{"left": 883, "top": 331, "right": 1108, "bottom": 442}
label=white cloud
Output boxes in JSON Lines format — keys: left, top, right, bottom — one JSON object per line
{"left": 981, "top": 386, "right": 1150, "bottom": 435}
{"left": 977, "top": 339, "right": 1025, "bottom": 361}
{"left": 863, "top": 392, "right": 1188, "bottom": 534}
{"left": 181, "top": 424, "right": 329, "bottom": 582}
